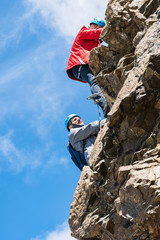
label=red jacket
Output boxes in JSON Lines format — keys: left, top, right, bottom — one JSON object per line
{"left": 66, "top": 26, "right": 102, "bottom": 82}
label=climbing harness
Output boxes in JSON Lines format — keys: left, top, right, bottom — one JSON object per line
{"left": 86, "top": 92, "right": 102, "bottom": 129}
{"left": 77, "top": 65, "right": 82, "bottom": 79}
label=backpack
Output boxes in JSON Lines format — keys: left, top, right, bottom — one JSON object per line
{"left": 67, "top": 143, "right": 89, "bottom": 171}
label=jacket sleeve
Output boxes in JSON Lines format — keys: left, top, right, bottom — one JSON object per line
{"left": 69, "top": 120, "right": 105, "bottom": 145}
{"left": 100, "top": 119, "right": 106, "bottom": 127}
{"left": 80, "top": 27, "right": 102, "bottom": 40}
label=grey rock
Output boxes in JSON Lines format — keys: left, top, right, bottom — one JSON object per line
{"left": 69, "top": 0, "right": 160, "bottom": 239}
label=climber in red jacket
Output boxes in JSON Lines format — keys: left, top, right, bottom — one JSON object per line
{"left": 66, "top": 17, "right": 109, "bottom": 117}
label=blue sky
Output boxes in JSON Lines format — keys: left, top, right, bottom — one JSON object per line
{"left": 0, "top": 0, "right": 107, "bottom": 239}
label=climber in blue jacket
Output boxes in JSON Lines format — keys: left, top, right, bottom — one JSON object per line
{"left": 65, "top": 114, "right": 106, "bottom": 169}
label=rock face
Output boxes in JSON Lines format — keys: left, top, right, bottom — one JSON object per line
{"left": 69, "top": 0, "right": 160, "bottom": 239}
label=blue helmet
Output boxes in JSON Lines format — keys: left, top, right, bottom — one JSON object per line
{"left": 90, "top": 17, "right": 105, "bottom": 27}
{"left": 65, "top": 114, "right": 80, "bottom": 131}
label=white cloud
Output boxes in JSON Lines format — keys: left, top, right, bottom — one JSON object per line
{"left": 25, "top": 0, "right": 108, "bottom": 38}
{"left": 0, "top": 132, "right": 69, "bottom": 173}
{"left": 31, "top": 221, "right": 75, "bottom": 240}
{"left": 0, "top": 132, "right": 40, "bottom": 173}
{"left": 0, "top": 0, "right": 107, "bottom": 51}
{"left": 0, "top": 40, "right": 74, "bottom": 134}
{"left": 0, "top": 7, "right": 34, "bottom": 54}
{"left": 0, "top": 20, "right": 23, "bottom": 52}
{"left": 45, "top": 155, "right": 69, "bottom": 169}
{"left": 0, "top": 0, "right": 108, "bottom": 174}
{"left": 0, "top": 0, "right": 108, "bottom": 128}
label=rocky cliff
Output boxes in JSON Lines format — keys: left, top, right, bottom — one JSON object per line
{"left": 69, "top": 0, "right": 160, "bottom": 239}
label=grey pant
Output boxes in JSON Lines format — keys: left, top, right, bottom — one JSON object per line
{"left": 72, "top": 65, "right": 107, "bottom": 110}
